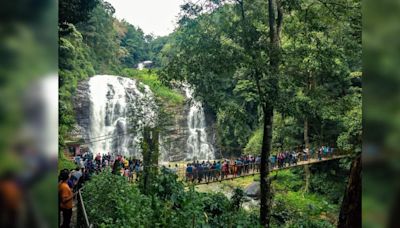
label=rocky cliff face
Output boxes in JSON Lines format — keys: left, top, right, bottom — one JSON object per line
{"left": 160, "top": 98, "right": 218, "bottom": 162}
{"left": 72, "top": 79, "right": 91, "bottom": 141}
{"left": 204, "top": 106, "right": 219, "bottom": 159}
{"left": 159, "top": 99, "right": 190, "bottom": 161}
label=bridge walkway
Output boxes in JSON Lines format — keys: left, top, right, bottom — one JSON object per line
{"left": 178, "top": 155, "right": 349, "bottom": 186}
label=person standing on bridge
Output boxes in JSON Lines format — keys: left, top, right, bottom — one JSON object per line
{"left": 221, "top": 161, "right": 228, "bottom": 179}
{"left": 326, "top": 145, "right": 331, "bottom": 157}
{"left": 318, "top": 147, "right": 322, "bottom": 161}
{"left": 291, "top": 151, "right": 298, "bottom": 165}
{"left": 215, "top": 161, "right": 221, "bottom": 180}
{"left": 270, "top": 155, "right": 276, "bottom": 169}
{"left": 70, "top": 167, "right": 82, "bottom": 192}
{"left": 244, "top": 157, "right": 250, "bottom": 174}
{"left": 95, "top": 153, "right": 101, "bottom": 167}
{"left": 255, "top": 156, "right": 261, "bottom": 172}
{"left": 277, "top": 153, "right": 282, "bottom": 168}
{"left": 186, "top": 163, "right": 193, "bottom": 182}
{"left": 309, "top": 148, "right": 315, "bottom": 159}
{"left": 284, "top": 152, "right": 289, "bottom": 166}
{"left": 112, "top": 156, "right": 121, "bottom": 175}
{"left": 197, "top": 163, "right": 204, "bottom": 183}
{"left": 303, "top": 147, "right": 309, "bottom": 161}
{"left": 322, "top": 145, "right": 327, "bottom": 158}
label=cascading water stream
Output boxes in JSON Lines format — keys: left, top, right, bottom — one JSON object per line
{"left": 87, "top": 75, "right": 157, "bottom": 157}
{"left": 183, "top": 84, "right": 215, "bottom": 161}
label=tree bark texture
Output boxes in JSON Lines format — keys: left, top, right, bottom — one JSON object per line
{"left": 260, "top": 0, "right": 282, "bottom": 226}
{"left": 338, "top": 153, "right": 361, "bottom": 228}
{"left": 260, "top": 104, "right": 273, "bottom": 227}
{"left": 304, "top": 118, "right": 311, "bottom": 193}
{"left": 141, "top": 127, "right": 159, "bottom": 194}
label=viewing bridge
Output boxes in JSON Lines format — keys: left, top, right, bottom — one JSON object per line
{"left": 170, "top": 153, "right": 351, "bottom": 186}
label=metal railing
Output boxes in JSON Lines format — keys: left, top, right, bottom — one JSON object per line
{"left": 76, "top": 188, "right": 93, "bottom": 228}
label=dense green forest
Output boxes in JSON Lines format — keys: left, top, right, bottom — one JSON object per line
{"left": 158, "top": 1, "right": 361, "bottom": 226}
{"left": 59, "top": 0, "right": 361, "bottom": 227}
{"left": 160, "top": 0, "right": 361, "bottom": 157}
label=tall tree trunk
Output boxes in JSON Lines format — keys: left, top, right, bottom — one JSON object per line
{"left": 388, "top": 187, "right": 400, "bottom": 227}
{"left": 260, "top": 105, "right": 273, "bottom": 227}
{"left": 141, "top": 127, "right": 159, "bottom": 194}
{"left": 304, "top": 118, "right": 311, "bottom": 192}
{"left": 338, "top": 154, "right": 361, "bottom": 228}
{"left": 259, "top": 0, "right": 282, "bottom": 226}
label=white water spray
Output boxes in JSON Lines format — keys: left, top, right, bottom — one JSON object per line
{"left": 183, "top": 84, "right": 214, "bottom": 161}
{"left": 87, "top": 75, "right": 157, "bottom": 157}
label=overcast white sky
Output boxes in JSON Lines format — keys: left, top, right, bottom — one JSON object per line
{"left": 106, "top": 0, "right": 186, "bottom": 37}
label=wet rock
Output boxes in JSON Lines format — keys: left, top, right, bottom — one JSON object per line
{"left": 159, "top": 95, "right": 190, "bottom": 162}
{"left": 244, "top": 182, "right": 261, "bottom": 199}
{"left": 73, "top": 79, "right": 91, "bottom": 141}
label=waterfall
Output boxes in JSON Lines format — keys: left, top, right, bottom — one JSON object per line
{"left": 87, "top": 75, "right": 158, "bottom": 157}
{"left": 183, "top": 84, "right": 214, "bottom": 161}
{"left": 137, "top": 60, "right": 153, "bottom": 70}
{"left": 137, "top": 63, "right": 145, "bottom": 70}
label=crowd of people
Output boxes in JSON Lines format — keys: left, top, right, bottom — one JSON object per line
{"left": 184, "top": 145, "right": 336, "bottom": 184}
{"left": 58, "top": 152, "right": 144, "bottom": 227}
{"left": 184, "top": 157, "right": 259, "bottom": 183}
{"left": 271, "top": 145, "right": 335, "bottom": 169}
{"left": 71, "top": 152, "right": 145, "bottom": 182}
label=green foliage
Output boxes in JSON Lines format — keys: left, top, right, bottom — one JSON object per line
{"left": 274, "top": 170, "right": 303, "bottom": 192}
{"left": 0, "top": 152, "right": 23, "bottom": 176}
{"left": 153, "top": 167, "right": 185, "bottom": 201}
{"left": 148, "top": 36, "right": 171, "bottom": 67}
{"left": 118, "top": 21, "right": 149, "bottom": 67}
{"left": 160, "top": 4, "right": 261, "bottom": 155}
{"left": 83, "top": 171, "right": 153, "bottom": 227}
{"left": 308, "top": 162, "right": 350, "bottom": 204}
{"left": 58, "top": 0, "right": 167, "bottom": 152}
{"left": 77, "top": 0, "right": 121, "bottom": 73}
{"left": 231, "top": 188, "right": 245, "bottom": 211}
{"left": 271, "top": 169, "right": 340, "bottom": 227}
{"left": 83, "top": 171, "right": 261, "bottom": 227}
{"left": 31, "top": 174, "right": 59, "bottom": 228}
{"left": 140, "top": 127, "right": 160, "bottom": 194}
{"left": 275, "top": 191, "right": 337, "bottom": 217}
{"left": 272, "top": 115, "right": 303, "bottom": 150}
{"left": 196, "top": 169, "right": 345, "bottom": 227}
{"left": 244, "top": 128, "right": 263, "bottom": 155}
{"left": 283, "top": 218, "right": 335, "bottom": 228}
{"left": 337, "top": 84, "right": 362, "bottom": 153}
{"left": 216, "top": 101, "right": 256, "bottom": 154}
{"left": 58, "top": 153, "right": 77, "bottom": 172}
{"left": 124, "top": 69, "right": 184, "bottom": 106}
{"left": 245, "top": 114, "right": 303, "bottom": 155}
{"left": 59, "top": 0, "right": 98, "bottom": 24}
{"left": 161, "top": 0, "right": 361, "bottom": 158}
{"left": 59, "top": 23, "right": 95, "bottom": 150}
{"left": 277, "top": 0, "right": 361, "bottom": 151}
